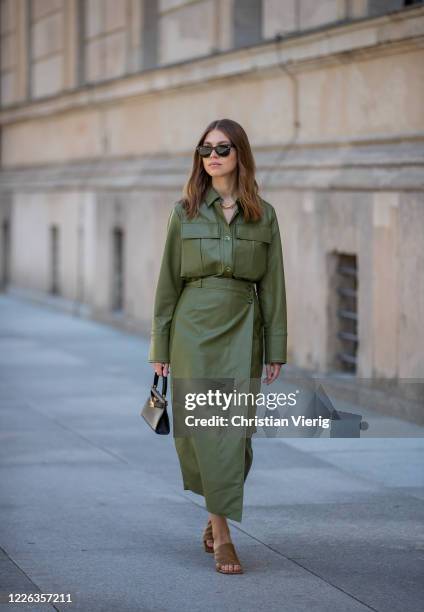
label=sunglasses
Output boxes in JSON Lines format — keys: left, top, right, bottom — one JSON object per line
{"left": 196, "top": 144, "right": 235, "bottom": 158}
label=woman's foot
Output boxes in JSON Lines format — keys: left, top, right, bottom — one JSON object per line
{"left": 211, "top": 516, "right": 243, "bottom": 574}
{"left": 202, "top": 519, "right": 214, "bottom": 552}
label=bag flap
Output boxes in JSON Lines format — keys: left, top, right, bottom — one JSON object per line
{"left": 151, "top": 386, "right": 167, "bottom": 405}
{"left": 236, "top": 224, "right": 272, "bottom": 243}
{"left": 181, "top": 223, "right": 220, "bottom": 239}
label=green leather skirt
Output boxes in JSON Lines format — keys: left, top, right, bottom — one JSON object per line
{"left": 169, "top": 275, "right": 263, "bottom": 522}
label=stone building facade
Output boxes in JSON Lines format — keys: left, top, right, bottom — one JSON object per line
{"left": 0, "top": 1, "right": 423, "bottom": 417}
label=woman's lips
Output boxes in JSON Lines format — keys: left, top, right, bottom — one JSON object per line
{"left": 209, "top": 163, "right": 221, "bottom": 167}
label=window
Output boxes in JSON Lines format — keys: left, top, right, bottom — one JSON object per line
{"left": 0, "top": 0, "right": 20, "bottom": 105}
{"left": 28, "top": 0, "right": 65, "bottom": 99}
{"left": 111, "top": 227, "right": 124, "bottom": 312}
{"left": 49, "top": 224, "right": 60, "bottom": 295}
{"left": 233, "top": 0, "right": 262, "bottom": 49}
{"left": 1, "top": 218, "right": 10, "bottom": 288}
{"left": 83, "top": 0, "right": 129, "bottom": 83}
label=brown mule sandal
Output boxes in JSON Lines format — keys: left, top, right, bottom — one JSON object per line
{"left": 214, "top": 542, "right": 244, "bottom": 574}
{"left": 202, "top": 520, "right": 214, "bottom": 553}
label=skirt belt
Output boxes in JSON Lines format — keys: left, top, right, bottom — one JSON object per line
{"left": 184, "top": 276, "right": 255, "bottom": 303}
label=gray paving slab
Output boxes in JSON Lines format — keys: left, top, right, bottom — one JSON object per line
{"left": 0, "top": 294, "right": 423, "bottom": 612}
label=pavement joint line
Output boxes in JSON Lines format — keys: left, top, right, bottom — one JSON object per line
{"left": 0, "top": 545, "right": 60, "bottom": 611}
{"left": 285, "top": 446, "right": 424, "bottom": 452}
{"left": 274, "top": 438, "right": 423, "bottom": 495}
{"left": 186, "top": 498, "right": 380, "bottom": 612}
{"left": 24, "top": 400, "right": 131, "bottom": 466}
{"left": 6, "top": 391, "right": 141, "bottom": 400}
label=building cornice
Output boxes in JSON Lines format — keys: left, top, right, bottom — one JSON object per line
{"left": 1, "top": 138, "right": 423, "bottom": 192}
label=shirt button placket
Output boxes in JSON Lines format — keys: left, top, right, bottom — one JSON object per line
{"left": 223, "top": 231, "right": 232, "bottom": 276}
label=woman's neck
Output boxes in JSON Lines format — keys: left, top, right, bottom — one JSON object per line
{"left": 212, "top": 178, "right": 238, "bottom": 201}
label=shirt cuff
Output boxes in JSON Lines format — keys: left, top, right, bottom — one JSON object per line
{"left": 148, "top": 333, "right": 170, "bottom": 363}
{"left": 264, "top": 332, "right": 288, "bottom": 364}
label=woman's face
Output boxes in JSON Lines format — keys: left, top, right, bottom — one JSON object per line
{"left": 201, "top": 129, "right": 238, "bottom": 178}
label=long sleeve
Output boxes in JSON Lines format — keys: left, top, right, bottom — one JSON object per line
{"left": 148, "top": 206, "right": 184, "bottom": 363}
{"left": 257, "top": 207, "right": 288, "bottom": 364}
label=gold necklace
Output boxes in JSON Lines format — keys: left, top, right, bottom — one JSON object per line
{"left": 220, "top": 196, "right": 238, "bottom": 209}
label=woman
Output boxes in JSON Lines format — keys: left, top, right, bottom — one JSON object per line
{"left": 148, "top": 118, "right": 287, "bottom": 575}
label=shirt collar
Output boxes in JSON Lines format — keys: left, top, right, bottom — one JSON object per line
{"left": 205, "top": 185, "right": 240, "bottom": 207}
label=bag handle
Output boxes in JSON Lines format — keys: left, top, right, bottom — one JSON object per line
{"left": 152, "top": 371, "right": 167, "bottom": 397}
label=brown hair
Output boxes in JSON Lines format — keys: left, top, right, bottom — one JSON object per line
{"left": 181, "top": 119, "right": 264, "bottom": 222}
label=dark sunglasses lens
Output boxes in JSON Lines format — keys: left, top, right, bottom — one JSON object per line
{"left": 197, "top": 146, "right": 212, "bottom": 157}
{"left": 216, "top": 145, "right": 232, "bottom": 156}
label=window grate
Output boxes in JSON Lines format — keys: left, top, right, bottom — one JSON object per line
{"left": 335, "top": 254, "right": 358, "bottom": 373}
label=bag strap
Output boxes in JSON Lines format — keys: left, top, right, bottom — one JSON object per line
{"left": 153, "top": 371, "right": 167, "bottom": 397}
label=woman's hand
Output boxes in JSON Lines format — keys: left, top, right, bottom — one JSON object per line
{"left": 152, "top": 362, "right": 170, "bottom": 377}
{"left": 262, "top": 363, "right": 282, "bottom": 384}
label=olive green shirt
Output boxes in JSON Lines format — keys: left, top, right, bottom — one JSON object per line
{"left": 148, "top": 185, "right": 288, "bottom": 364}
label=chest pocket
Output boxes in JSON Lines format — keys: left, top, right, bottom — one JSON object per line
{"left": 181, "top": 223, "right": 221, "bottom": 277}
{"left": 233, "top": 225, "right": 272, "bottom": 281}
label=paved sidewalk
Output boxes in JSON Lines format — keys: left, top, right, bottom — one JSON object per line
{"left": 0, "top": 294, "right": 423, "bottom": 612}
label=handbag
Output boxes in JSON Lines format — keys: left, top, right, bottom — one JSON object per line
{"left": 140, "top": 372, "right": 170, "bottom": 435}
